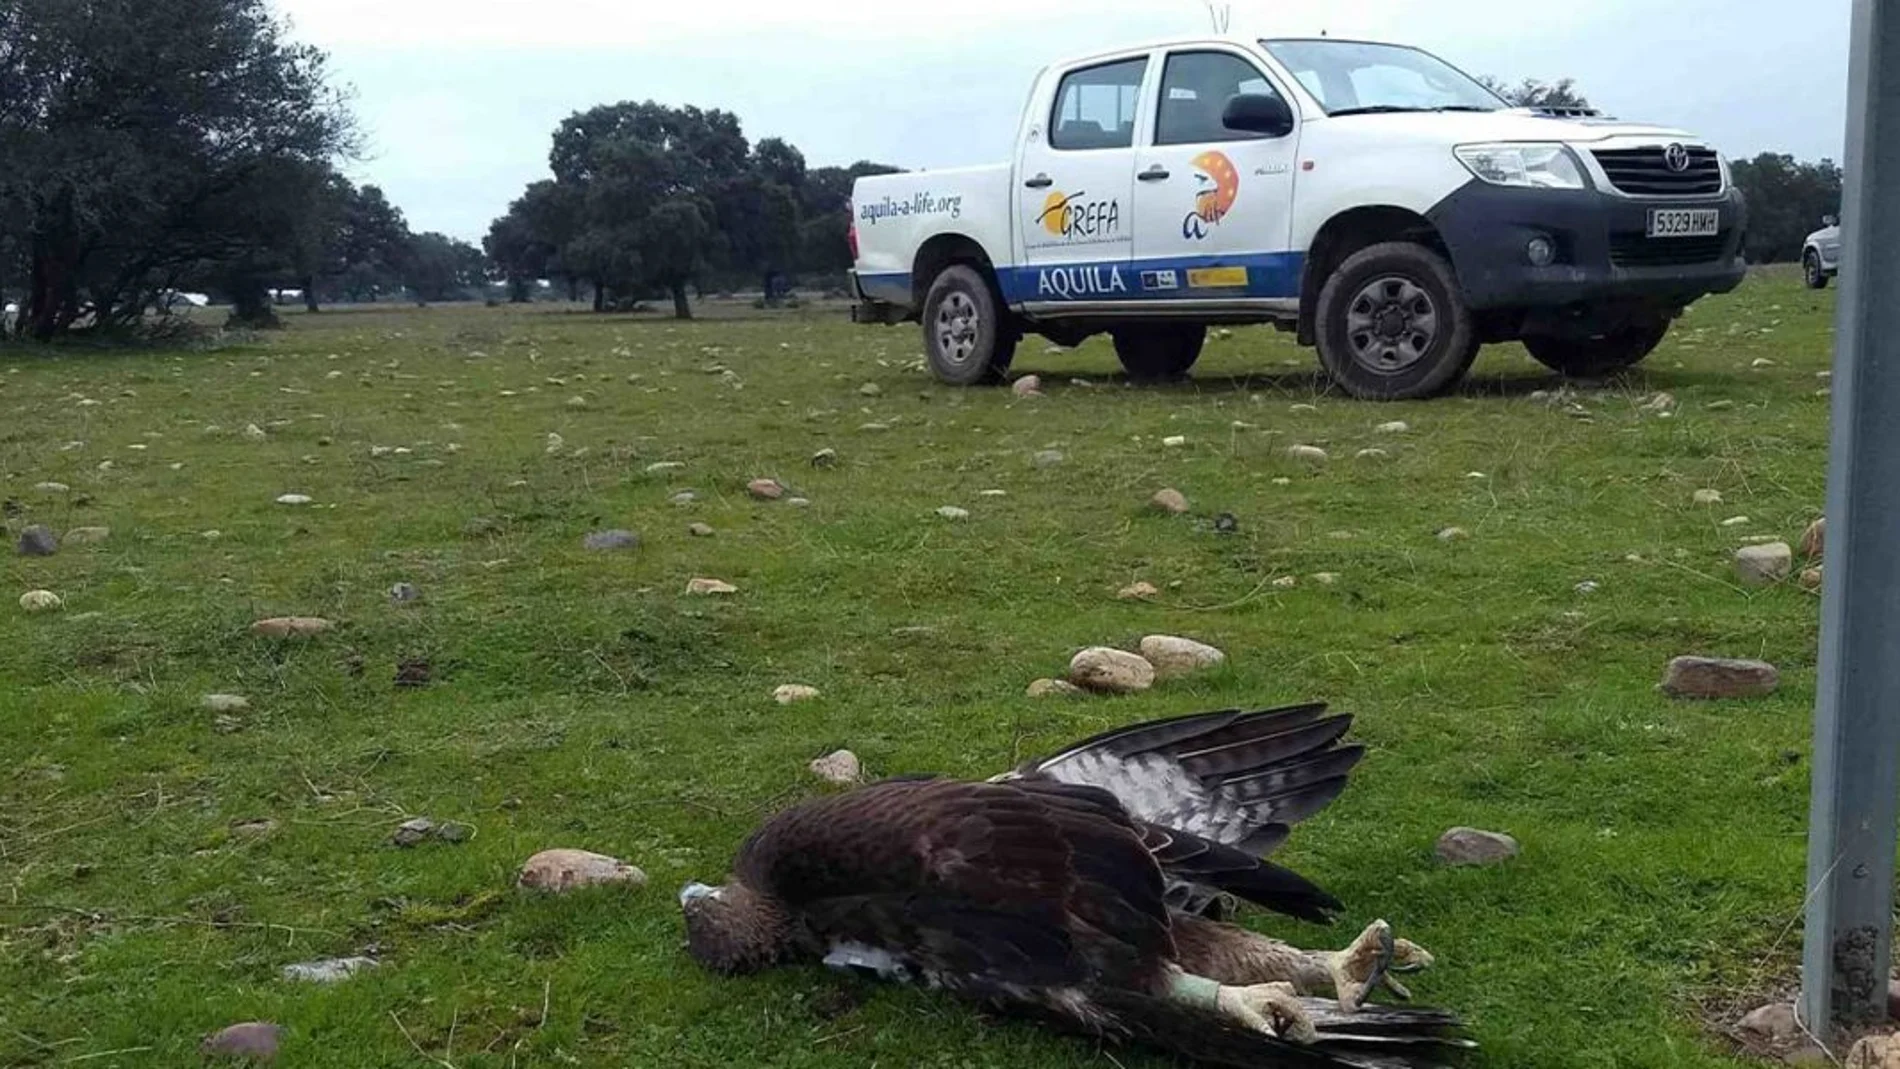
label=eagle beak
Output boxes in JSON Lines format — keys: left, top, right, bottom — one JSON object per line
{"left": 679, "top": 881, "right": 719, "bottom": 906}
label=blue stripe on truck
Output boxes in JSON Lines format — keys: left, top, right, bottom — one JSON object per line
{"left": 857, "top": 251, "right": 1304, "bottom": 310}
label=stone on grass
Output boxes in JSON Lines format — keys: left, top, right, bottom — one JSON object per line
{"left": 34, "top": 481, "right": 69, "bottom": 494}
{"left": 1660, "top": 656, "right": 1780, "bottom": 699}
{"left": 809, "top": 749, "right": 863, "bottom": 785}
{"left": 1286, "top": 445, "right": 1328, "bottom": 463}
{"left": 282, "top": 956, "right": 377, "bottom": 983}
{"left": 1163, "top": 435, "right": 1187, "bottom": 448}
{"left": 688, "top": 522, "right": 715, "bottom": 538}
{"left": 1721, "top": 516, "right": 1750, "bottom": 528}
{"left": 1574, "top": 580, "right": 1601, "bottom": 595}
{"left": 1735, "top": 542, "right": 1793, "bottom": 587}
{"left": 644, "top": 461, "right": 685, "bottom": 474}
{"left": 1272, "top": 576, "right": 1298, "bottom": 589}
{"left": 811, "top": 448, "right": 838, "bottom": 468}
{"left": 201, "top": 1022, "right": 284, "bottom": 1061}
{"left": 1849, "top": 1033, "right": 1900, "bottom": 1069}
{"left": 250, "top": 617, "right": 332, "bottom": 639}
{"left": 787, "top": 497, "right": 811, "bottom": 508}
{"left": 1026, "top": 678, "right": 1083, "bottom": 698}
{"left": 1150, "top": 488, "right": 1189, "bottom": 515}
{"left": 1355, "top": 448, "right": 1390, "bottom": 460}
{"left": 1012, "top": 375, "right": 1043, "bottom": 398}
{"left": 18, "top": 589, "right": 61, "bottom": 613}
{"left": 1693, "top": 488, "right": 1724, "bottom": 506}
{"left": 391, "top": 817, "right": 436, "bottom": 847}
{"left": 242, "top": 423, "right": 268, "bottom": 442}
{"left": 1800, "top": 566, "right": 1823, "bottom": 591}
{"left": 747, "top": 478, "right": 785, "bottom": 500}
{"left": 858, "top": 382, "right": 882, "bottom": 397}
{"left": 1068, "top": 647, "right": 1156, "bottom": 694}
{"left": 1032, "top": 450, "right": 1065, "bottom": 469}
{"left": 935, "top": 506, "right": 970, "bottom": 521}
{"left": 774, "top": 684, "right": 821, "bottom": 705}
{"left": 584, "top": 529, "right": 640, "bottom": 551}
{"left": 517, "top": 848, "right": 647, "bottom": 892}
{"left": 63, "top": 527, "right": 109, "bottom": 546}
{"left": 17, "top": 525, "right": 57, "bottom": 556}
{"left": 203, "top": 694, "right": 251, "bottom": 713}
{"left": 1117, "top": 581, "right": 1160, "bottom": 601}
{"left": 1312, "top": 573, "right": 1340, "bottom": 585}
{"left": 1375, "top": 421, "right": 1409, "bottom": 434}
{"left": 1435, "top": 827, "right": 1520, "bottom": 866}
{"left": 686, "top": 577, "right": 738, "bottom": 596}
{"left": 1737, "top": 1002, "right": 1802, "bottom": 1046}
{"left": 274, "top": 493, "right": 312, "bottom": 506}
{"left": 1140, "top": 635, "right": 1227, "bottom": 678}
{"left": 388, "top": 583, "right": 420, "bottom": 604}
{"left": 436, "top": 821, "right": 473, "bottom": 843}
{"left": 1800, "top": 517, "right": 1825, "bottom": 560}
{"left": 670, "top": 491, "right": 698, "bottom": 506}
{"left": 1436, "top": 527, "right": 1470, "bottom": 542}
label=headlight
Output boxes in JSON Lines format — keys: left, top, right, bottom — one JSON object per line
{"left": 1718, "top": 153, "right": 1733, "bottom": 189}
{"left": 1454, "top": 143, "right": 1586, "bottom": 190}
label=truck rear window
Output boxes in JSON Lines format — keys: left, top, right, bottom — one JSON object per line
{"left": 1049, "top": 58, "right": 1147, "bottom": 151}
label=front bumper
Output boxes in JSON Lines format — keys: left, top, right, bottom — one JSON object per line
{"left": 1428, "top": 179, "right": 1748, "bottom": 313}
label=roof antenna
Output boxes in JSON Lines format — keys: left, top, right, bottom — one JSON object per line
{"left": 1204, "top": 1, "right": 1231, "bottom": 33}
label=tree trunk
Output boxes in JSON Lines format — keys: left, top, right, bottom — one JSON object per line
{"left": 302, "top": 275, "right": 320, "bottom": 313}
{"left": 592, "top": 283, "right": 605, "bottom": 313}
{"left": 671, "top": 283, "right": 692, "bottom": 320}
{"left": 508, "top": 276, "right": 530, "bottom": 303}
{"left": 565, "top": 275, "right": 579, "bottom": 302}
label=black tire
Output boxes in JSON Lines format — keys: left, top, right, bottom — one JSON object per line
{"left": 1804, "top": 251, "right": 1831, "bottom": 290}
{"left": 1111, "top": 323, "right": 1206, "bottom": 381}
{"left": 1313, "top": 242, "right": 1477, "bottom": 401}
{"left": 1523, "top": 317, "right": 1670, "bottom": 379}
{"left": 921, "top": 265, "right": 1016, "bottom": 386}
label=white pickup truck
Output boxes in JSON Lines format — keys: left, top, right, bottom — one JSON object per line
{"left": 848, "top": 35, "right": 1748, "bottom": 400}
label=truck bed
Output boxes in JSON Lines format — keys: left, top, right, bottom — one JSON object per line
{"left": 853, "top": 164, "right": 1013, "bottom": 306}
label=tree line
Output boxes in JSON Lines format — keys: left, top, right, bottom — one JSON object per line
{"left": 0, "top": 7, "right": 1849, "bottom": 341}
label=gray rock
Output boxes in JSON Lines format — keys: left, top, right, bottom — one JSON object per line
{"left": 1032, "top": 449, "right": 1065, "bottom": 469}
{"left": 688, "top": 522, "right": 716, "bottom": 538}
{"left": 1026, "top": 678, "right": 1083, "bottom": 698}
{"left": 1011, "top": 375, "right": 1044, "bottom": 397}
{"left": 201, "top": 1022, "right": 284, "bottom": 1060}
{"left": 63, "top": 527, "right": 110, "bottom": 546}
{"left": 436, "top": 821, "right": 474, "bottom": 844}
{"left": 1117, "top": 581, "right": 1160, "bottom": 601}
{"left": 809, "top": 749, "right": 863, "bottom": 785}
{"left": 250, "top": 617, "right": 332, "bottom": 639}
{"left": 858, "top": 382, "right": 882, "bottom": 397}
{"left": 1435, "top": 827, "right": 1519, "bottom": 866}
{"left": 203, "top": 694, "right": 251, "bottom": 713}
{"left": 1737, "top": 1002, "right": 1801, "bottom": 1045}
{"left": 388, "top": 583, "right": 420, "bottom": 604}
{"left": 282, "top": 956, "right": 377, "bottom": 983}
{"left": 1150, "top": 488, "right": 1189, "bottom": 515}
{"left": 1800, "top": 517, "right": 1825, "bottom": 560}
{"left": 1735, "top": 542, "right": 1793, "bottom": 586}
{"left": 1139, "top": 635, "right": 1227, "bottom": 678}
{"left": 670, "top": 491, "right": 698, "bottom": 506}
{"left": 1660, "top": 656, "right": 1780, "bottom": 699}
{"left": 1068, "top": 647, "right": 1157, "bottom": 694}
{"left": 517, "top": 848, "right": 647, "bottom": 892}
{"left": 773, "top": 684, "right": 821, "bottom": 704}
{"left": 16, "top": 525, "right": 57, "bottom": 557}
{"left": 810, "top": 448, "right": 838, "bottom": 468}
{"left": 1436, "top": 527, "right": 1470, "bottom": 542}
{"left": 583, "top": 529, "right": 640, "bottom": 551}
{"left": 747, "top": 478, "right": 785, "bottom": 500}
{"left": 935, "top": 506, "right": 970, "bottom": 520}
{"left": 391, "top": 817, "right": 436, "bottom": 847}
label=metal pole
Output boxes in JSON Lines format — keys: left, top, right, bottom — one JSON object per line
{"left": 1802, "top": 0, "right": 1900, "bottom": 1033}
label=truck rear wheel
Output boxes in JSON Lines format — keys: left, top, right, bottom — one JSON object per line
{"left": 1523, "top": 317, "right": 1670, "bottom": 379}
{"left": 1314, "top": 242, "right": 1476, "bottom": 401}
{"left": 1804, "top": 251, "right": 1831, "bottom": 290}
{"left": 922, "top": 265, "right": 1015, "bottom": 386}
{"left": 1112, "top": 324, "right": 1205, "bottom": 381}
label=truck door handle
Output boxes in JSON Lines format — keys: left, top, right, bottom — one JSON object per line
{"left": 1024, "top": 174, "right": 1054, "bottom": 189}
{"left": 1138, "top": 166, "right": 1171, "bottom": 182}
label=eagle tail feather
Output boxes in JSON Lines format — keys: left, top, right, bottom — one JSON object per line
{"left": 1075, "top": 986, "right": 1471, "bottom": 1068}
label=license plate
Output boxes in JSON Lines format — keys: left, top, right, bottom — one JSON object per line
{"left": 1648, "top": 208, "right": 1720, "bottom": 238}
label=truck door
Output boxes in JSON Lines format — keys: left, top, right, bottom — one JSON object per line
{"left": 1011, "top": 56, "right": 1147, "bottom": 308}
{"left": 1129, "top": 48, "right": 1300, "bottom": 306}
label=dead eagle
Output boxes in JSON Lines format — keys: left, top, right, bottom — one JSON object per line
{"left": 681, "top": 703, "right": 1469, "bottom": 1067}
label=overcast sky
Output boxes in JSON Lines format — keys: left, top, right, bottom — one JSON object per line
{"left": 273, "top": 0, "right": 1853, "bottom": 242}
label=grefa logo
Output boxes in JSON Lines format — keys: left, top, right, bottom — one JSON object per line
{"left": 1036, "top": 190, "right": 1121, "bottom": 240}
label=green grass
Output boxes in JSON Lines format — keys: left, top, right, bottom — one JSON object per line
{"left": 0, "top": 270, "right": 1836, "bottom": 1067}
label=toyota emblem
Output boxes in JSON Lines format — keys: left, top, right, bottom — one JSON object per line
{"left": 1664, "top": 143, "right": 1692, "bottom": 173}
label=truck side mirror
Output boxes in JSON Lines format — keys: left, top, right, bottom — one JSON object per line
{"left": 1824, "top": 214, "right": 1839, "bottom": 228}
{"left": 1222, "top": 93, "right": 1294, "bottom": 138}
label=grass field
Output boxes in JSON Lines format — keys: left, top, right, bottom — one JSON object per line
{"left": 0, "top": 269, "right": 1837, "bottom": 1067}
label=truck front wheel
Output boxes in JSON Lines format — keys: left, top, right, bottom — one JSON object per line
{"left": 1523, "top": 317, "right": 1670, "bottom": 379}
{"left": 1314, "top": 242, "right": 1477, "bottom": 401}
{"left": 1804, "top": 251, "right": 1831, "bottom": 290}
{"left": 922, "top": 265, "right": 1015, "bottom": 386}
{"left": 1112, "top": 324, "right": 1205, "bottom": 381}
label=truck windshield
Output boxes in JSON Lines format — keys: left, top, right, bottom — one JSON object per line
{"left": 1261, "top": 40, "right": 1504, "bottom": 116}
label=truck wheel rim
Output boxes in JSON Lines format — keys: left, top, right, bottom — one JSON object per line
{"left": 935, "top": 291, "right": 980, "bottom": 367}
{"left": 1806, "top": 256, "right": 1821, "bottom": 286}
{"left": 1344, "top": 275, "right": 1437, "bottom": 374}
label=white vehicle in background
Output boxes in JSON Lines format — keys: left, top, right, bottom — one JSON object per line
{"left": 1804, "top": 215, "right": 1842, "bottom": 289}
{"left": 848, "top": 35, "right": 1748, "bottom": 400}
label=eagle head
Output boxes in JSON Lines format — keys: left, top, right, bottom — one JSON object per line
{"left": 680, "top": 880, "right": 794, "bottom": 974}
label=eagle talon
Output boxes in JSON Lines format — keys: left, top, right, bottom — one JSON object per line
{"left": 1327, "top": 919, "right": 1395, "bottom": 1013}
{"left": 1216, "top": 982, "right": 1318, "bottom": 1044}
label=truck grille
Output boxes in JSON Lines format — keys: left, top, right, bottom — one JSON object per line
{"left": 1609, "top": 232, "right": 1731, "bottom": 268}
{"left": 1591, "top": 146, "right": 1723, "bottom": 196}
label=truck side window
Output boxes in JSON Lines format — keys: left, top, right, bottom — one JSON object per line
{"left": 1156, "top": 51, "right": 1282, "bottom": 146}
{"left": 1049, "top": 58, "right": 1147, "bottom": 151}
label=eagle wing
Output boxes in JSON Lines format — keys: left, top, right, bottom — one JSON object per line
{"left": 736, "top": 778, "right": 1174, "bottom": 993}
{"left": 1004, "top": 704, "right": 1365, "bottom": 922}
